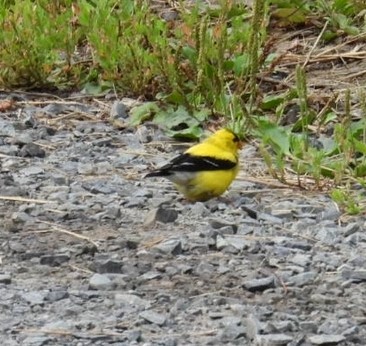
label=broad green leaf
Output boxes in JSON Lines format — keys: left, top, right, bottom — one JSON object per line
{"left": 129, "top": 102, "right": 160, "bottom": 126}
{"left": 261, "top": 93, "right": 286, "bottom": 110}
{"left": 258, "top": 120, "right": 290, "bottom": 155}
{"left": 166, "top": 125, "right": 203, "bottom": 140}
{"left": 233, "top": 54, "right": 249, "bottom": 76}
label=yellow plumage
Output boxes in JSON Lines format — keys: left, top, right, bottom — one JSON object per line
{"left": 145, "top": 128, "right": 242, "bottom": 202}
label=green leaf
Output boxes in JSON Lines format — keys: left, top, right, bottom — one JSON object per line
{"left": 81, "top": 82, "right": 104, "bottom": 95}
{"left": 166, "top": 125, "right": 203, "bottom": 140}
{"left": 272, "top": 7, "right": 307, "bottom": 24}
{"left": 258, "top": 120, "right": 290, "bottom": 155}
{"left": 129, "top": 102, "right": 160, "bottom": 126}
{"left": 261, "top": 93, "right": 286, "bottom": 110}
{"left": 162, "top": 90, "right": 186, "bottom": 105}
{"left": 233, "top": 54, "right": 249, "bottom": 76}
{"left": 353, "top": 138, "right": 366, "bottom": 155}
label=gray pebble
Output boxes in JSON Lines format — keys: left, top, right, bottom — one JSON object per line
{"left": 0, "top": 274, "right": 11, "bottom": 284}
{"left": 95, "top": 259, "right": 123, "bottom": 274}
{"left": 245, "top": 314, "right": 262, "bottom": 340}
{"left": 259, "top": 212, "right": 283, "bottom": 224}
{"left": 343, "top": 222, "right": 361, "bottom": 236}
{"left": 139, "top": 310, "right": 166, "bottom": 326}
{"left": 127, "top": 329, "right": 142, "bottom": 342}
{"left": 344, "top": 268, "right": 366, "bottom": 282}
{"left": 22, "top": 336, "right": 53, "bottom": 346}
{"left": 77, "top": 163, "right": 95, "bottom": 175}
{"left": 152, "top": 238, "right": 182, "bottom": 255}
{"left": 89, "top": 273, "right": 114, "bottom": 290}
{"left": 144, "top": 207, "right": 178, "bottom": 225}
{"left": 289, "top": 253, "right": 311, "bottom": 267}
{"left": 40, "top": 254, "right": 70, "bottom": 267}
{"left": 114, "top": 293, "right": 151, "bottom": 309}
{"left": 308, "top": 334, "right": 345, "bottom": 345}
{"left": 243, "top": 276, "right": 275, "bottom": 292}
{"left": 45, "top": 290, "right": 69, "bottom": 302}
{"left": 217, "top": 235, "right": 248, "bottom": 251}
{"left": 19, "top": 143, "right": 46, "bottom": 158}
{"left": 311, "top": 294, "right": 337, "bottom": 304}
{"left": 42, "top": 103, "right": 68, "bottom": 115}
{"left": 110, "top": 101, "right": 128, "bottom": 119}
{"left": 19, "top": 165, "right": 44, "bottom": 176}
{"left": 219, "top": 324, "right": 246, "bottom": 341}
{"left": 20, "top": 291, "right": 45, "bottom": 306}
{"left": 0, "top": 121, "right": 15, "bottom": 136}
{"left": 299, "top": 321, "right": 318, "bottom": 333}
{"left": 315, "top": 226, "right": 340, "bottom": 245}
{"left": 317, "top": 203, "right": 341, "bottom": 221}
{"left": 256, "top": 333, "right": 293, "bottom": 345}
{"left": 287, "top": 271, "right": 317, "bottom": 286}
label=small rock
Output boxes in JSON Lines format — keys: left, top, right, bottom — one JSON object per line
{"left": 310, "top": 294, "right": 337, "bottom": 304}
{"left": 110, "top": 101, "right": 128, "bottom": 119}
{"left": 343, "top": 222, "right": 360, "bottom": 236}
{"left": 342, "top": 326, "right": 358, "bottom": 337}
{"left": 216, "top": 235, "right": 248, "bottom": 251}
{"left": 0, "top": 121, "right": 15, "bottom": 136}
{"left": 95, "top": 259, "right": 123, "bottom": 274}
{"left": 308, "top": 334, "right": 345, "bottom": 345}
{"left": 20, "top": 291, "right": 45, "bottom": 306}
{"left": 220, "top": 324, "right": 246, "bottom": 342}
{"left": 19, "top": 165, "right": 44, "bottom": 176}
{"left": 242, "top": 276, "right": 275, "bottom": 292}
{"left": 271, "top": 209, "right": 293, "bottom": 219}
{"left": 338, "top": 265, "right": 366, "bottom": 282}
{"left": 114, "top": 293, "right": 151, "bottom": 309}
{"left": 289, "top": 253, "right": 311, "bottom": 267}
{"left": 195, "top": 261, "right": 215, "bottom": 277}
{"left": 22, "top": 336, "right": 53, "bottom": 346}
{"left": 89, "top": 273, "right": 114, "bottom": 290}
{"left": 256, "top": 333, "right": 293, "bottom": 345}
{"left": 144, "top": 207, "right": 178, "bottom": 225}
{"left": 317, "top": 203, "right": 341, "bottom": 221}
{"left": 43, "top": 103, "right": 68, "bottom": 115}
{"left": 45, "top": 290, "right": 69, "bottom": 302}
{"left": 139, "top": 310, "right": 166, "bottom": 326}
{"left": 40, "top": 254, "right": 70, "bottom": 267}
{"left": 209, "top": 218, "right": 237, "bottom": 232}
{"left": 189, "top": 202, "right": 209, "bottom": 217}
{"left": 0, "top": 274, "right": 11, "bottom": 284}
{"left": 92, "top": 138, "right": 112, "bottom": 147}
{"left": 127, "top": 329, "right": 142, "bottom": 342}
{"left": 77, "top": 163, "right": 95, "bottom": 175}
{"left": 259, "top": 213, "right": 283, "bottom": 224}
{"left": 152, "top": 238, "right": 182, "bottom": 255}
{"left": 315, "top": 227, "right": 339, "bottom": 245}
{"left": 299, "top": 321, "right": 318, "bottom": 333}
{"left": 11, "top": 211, "right": 32, "bottom": 224}
{"left": 287, "top": 271, "right": 317, "bottom": 287}
{"left": 245, "top": 314, "right": 262, "bottom": 340}
{"left": 19, "top": 143, "right": 46, "bottom": 158}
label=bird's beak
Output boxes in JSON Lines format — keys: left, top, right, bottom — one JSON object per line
{"left": 237, "top": 140, "right": 244, "bottom": 150}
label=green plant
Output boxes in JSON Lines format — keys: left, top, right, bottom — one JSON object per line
{"left": 0, "top": 0, "right": 82, "bottom": 87}
{"left": 331, "top": 187, "right": 364, "bottom": 215}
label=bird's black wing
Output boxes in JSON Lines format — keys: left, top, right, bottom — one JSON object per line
{"left": 145, "top": 153, "right": 237, "bottom": 178}
{"left": 163, "top": 153, "right": 236, "bottom": 172}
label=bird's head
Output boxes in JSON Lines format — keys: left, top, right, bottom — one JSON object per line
{"left": 208, "top": 128, "right": 244, "bottom": 152}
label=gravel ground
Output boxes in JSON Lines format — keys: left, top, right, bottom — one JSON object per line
{"left": 0, "top": 95, "right": 366, "bottom": 346}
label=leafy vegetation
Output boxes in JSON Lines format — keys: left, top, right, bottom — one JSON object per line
{"left": 1, "top": 0, "right": 366, "bottom": 213}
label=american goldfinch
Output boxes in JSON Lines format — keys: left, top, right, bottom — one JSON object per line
{"left": 145, "top": 128, "right": 242, "bottom": 202}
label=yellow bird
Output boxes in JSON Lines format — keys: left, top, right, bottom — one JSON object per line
{"left": 145, "top": 128, "right": 242, "bottom": 202}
